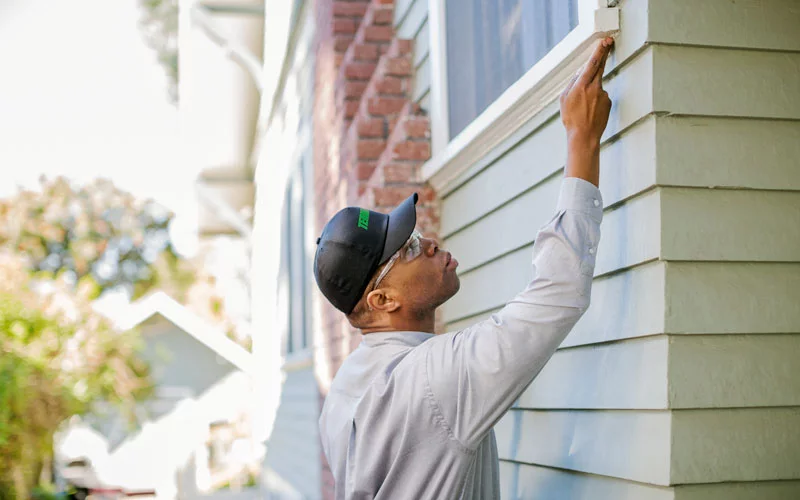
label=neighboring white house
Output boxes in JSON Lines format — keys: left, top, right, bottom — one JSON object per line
{"left": 57, "top": 292, "right": 261, "bottom": 499}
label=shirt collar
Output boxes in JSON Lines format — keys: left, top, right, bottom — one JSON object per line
{"left": 361, "top": 330, "right": 434, "bottom": 349}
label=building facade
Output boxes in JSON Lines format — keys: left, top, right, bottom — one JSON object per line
{"left": 256, "top": 0, "right": 800, "bottom": 498}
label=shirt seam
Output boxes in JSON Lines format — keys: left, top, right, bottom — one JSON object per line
{"left": 423, "top": 347, "right": 477, "bottom": 456}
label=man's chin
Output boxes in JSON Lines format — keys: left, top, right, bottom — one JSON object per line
{"left": 444, "top": 280, "right": 461, "bottom": 302}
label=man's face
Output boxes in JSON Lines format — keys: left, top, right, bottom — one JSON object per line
{"left": 378, "top": 233, "right": 461, "bottom": 312}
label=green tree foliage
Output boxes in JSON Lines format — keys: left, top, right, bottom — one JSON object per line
{"left": 0, "top": 177, "right": 195, "bottom": 302}
{"left": 0, "top": 177, "right": 244, "bottom": 498}
{"left": 0, "top": 254, "right": 152, "bottom": 499}
{"left": 138, "top": 0, "right": 179, "bottom": 103}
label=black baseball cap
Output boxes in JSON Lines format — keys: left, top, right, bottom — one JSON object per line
{"left": 314, "top": 193, "right": 418, "bottom": 314}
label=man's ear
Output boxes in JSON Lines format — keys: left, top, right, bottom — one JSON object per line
{"left": 366, "top": 288, "right": 401, "bottom": 313}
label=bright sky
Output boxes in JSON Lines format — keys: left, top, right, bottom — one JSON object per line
{"left": 0, "top": 0, "right": 198, "bottom": 216}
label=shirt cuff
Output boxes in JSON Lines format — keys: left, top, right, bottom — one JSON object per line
{"left": 556, "top": 177, "right": 604, "bottom": 224}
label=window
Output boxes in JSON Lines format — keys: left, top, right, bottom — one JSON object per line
{"left": 425, "top": 0, "right": 619, "bottom": 190}
{"left": 278, "top": 157, "right": 310, "bottom": 356}
{"left": 446, "top": 0, "right": 578, "bottom": 138}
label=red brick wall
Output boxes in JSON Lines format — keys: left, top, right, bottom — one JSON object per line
{"left": 312, "top": 1, "right": 439, "bottom": 497}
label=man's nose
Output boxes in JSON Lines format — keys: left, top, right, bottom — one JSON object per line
{"left": 423, "top": 237, "right": 440, "bottom": 256}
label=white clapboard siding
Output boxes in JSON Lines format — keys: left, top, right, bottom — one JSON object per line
{"left": 418, "top": 91, "right": 430, "bottom": 112}
{"left": 648, "top": 0, "right": 800, "bottom": 52}
{"left": 441, "top": 114, "right": 658, "bottom": 237}
{"left": 442, "top": 244, "right": 532, "bottom": 323}
{"left": 653, "top": 46, "right": 800, "bottom": 120}
{"left": 565, "top": 260, "right": 666, "bottom": 347}
{"left": 394, "top": 0, "right": 429, "bottom": 108}
{"left": 671, "top": 407, "right": 800, "bottom": 483}
{"left": 661, "top": 189, "right": 800, "bottom": 262}
{"left": 413, "top": 19, "right": 429, "bottom": 66}
{"left": 442, "top": 114, "right": 800, "bottom": 243}
{"left": 444, "top": 258, "right": 668, "bottom": 347}
{"left": 499, "top": 461, "right": 675, "bottom": 500}
{"left": 674, "top": 480, "right": 800, "bottom": 500}
{"left": 448, "top": 260, "right": 800, "bottom": 340}
{"left": 395, "top": 0, "right": 427, "bottom": 39}
{"left": 445, "top": 178, "right": 659, "bottom": 277}
{"left": 441, "top": 114, "right": 565, "bottom": 236}
{"left": 494, "top": 409, "right": 672, "bottom": 485}
{"left": 669, "top": 334, "right": 800, "bottom": 409}
{"left": 264, "top": 366, "right": 320, "bottom": 498}
{"left": 413, "top": 55, "right": 430, "bottom": 102}
{"left": 444, "top": 174, "right": 561, "bottom": 272}
{"left": 665, "top": 262, "right": 800, "bottom": 334}
{"left": 656, "top": 117, "right": 800, "bottom": 192}
{"left": 392, "top": 0, "right": 415, "bottom": 27}
{"left": 516, "top": 335, "right": 668, "bottom": 410}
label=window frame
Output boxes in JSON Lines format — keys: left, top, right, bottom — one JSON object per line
{"left": 424, "top": 0, "right": 619, "bottom": 193}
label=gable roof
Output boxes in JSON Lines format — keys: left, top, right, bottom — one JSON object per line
{"left": 114, "top": 291, "right": 255, "bottom": 374}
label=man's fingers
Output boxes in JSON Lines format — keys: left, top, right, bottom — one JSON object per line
{"left": 591, "top": 41, "right": 613, "bottom": 87}
{"left": 561, "top": 71, "right": 580, "bottom": 99}
{"left": 577, "top": 38, "right": 613, "bottom": 87}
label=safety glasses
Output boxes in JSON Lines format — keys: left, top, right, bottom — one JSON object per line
{"left": 373, "top": 230, "right": 423, "bottom": 290}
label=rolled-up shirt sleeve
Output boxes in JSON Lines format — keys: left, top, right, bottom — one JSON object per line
{"left": 424, "top": 177, "right": 603, "bottom": 449}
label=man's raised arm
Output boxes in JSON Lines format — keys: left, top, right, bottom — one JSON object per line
{"left": 424, "top": 38, "right": 614, "bottom": 449}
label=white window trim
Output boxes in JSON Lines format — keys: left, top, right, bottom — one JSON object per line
{"left": 424, "top": 0, "right": 620, "bottom": 193}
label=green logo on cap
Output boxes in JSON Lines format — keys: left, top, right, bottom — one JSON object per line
{"left": 357, "top": 208, "right": 370, "bottom": 230}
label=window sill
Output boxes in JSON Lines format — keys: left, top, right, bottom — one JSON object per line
{"left": 422, "top": 6, "right": 619, "bottom": 194}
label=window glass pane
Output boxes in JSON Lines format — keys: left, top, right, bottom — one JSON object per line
{"left": 289, "top": 163, "right": 307, "bottom": 350}
{"left": 445, "top": 0, "right": 578, "bottom": 139}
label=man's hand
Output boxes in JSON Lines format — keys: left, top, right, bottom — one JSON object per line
{"left": 560, "top": 37, "right": 614, "bottom": 187}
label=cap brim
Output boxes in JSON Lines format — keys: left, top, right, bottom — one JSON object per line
{"left": 380, "top": 193, "right": 418, "bottom": 263}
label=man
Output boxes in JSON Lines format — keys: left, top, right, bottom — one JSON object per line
{"left": 313, "top": 38, "right": 614, "bottom": 500}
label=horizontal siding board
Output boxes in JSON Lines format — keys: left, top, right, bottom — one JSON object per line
{"left": 417, "top": 90, "right": 430, "bottom": 109}
{"left": 264, "top": 366, "right": 320, "bottom": 497}
{"left": 413, "top": 55, "right": 430, "bottom": 102}
{"left": 653, "top": 46, "right": 800, "bottom": 120}
{"left": 602, "top": 46, "right": 656, "bottom": 143}
{"left": 594, "top": 189, "right": 660, "bottom": 276}
{"left": 495, "top": 409, "right": 672, "bottom": 485}
{"left": 444, "top": 174, "right": 561, "bottom": 272}
{"left": 393, "top": 0, "right": 414, "bottom": 27}
{"left": 517, "top": 336, "right": 669, "bottom": 410}
{"left": 565, "top": 261, "right": 666, "bottom": 348}
{"left": 441, "top": 244, "right": 531, "bottom": 323}
{"left": 657, "top": 116, "right": 800, "bottom": 192}
{"left": 445, "top": 180, "right": 659, "bottom": 277}
{"left": 662, "top": 189, "right": 800, "bottom": 262}
{"left": 441, "top": 115, "right": 566, "bottom": 236}
{"left": 665, "top": 262, "right": 800, "bottom": 334}
{"left": 413, "top": 19, "right": 429, "bottom": 66}
{"left": 396, "top": 0, "right": 427, "bottom": 39}
{"left": 442, "top": 114, "right": 657, "bottom": 237}
{"left": 499, "top": 462, "right": 675, "bottom": 500}
{"left": 674, "top": 480, "right": 800, "bottom": 500}
{"left": 669, "top": 334, "right": 800, "bottom": 409}
{"left": 649, "top": 0, "right": 800, "bottom": 52}
{"left": 671, "top": 407, "right": 800, "bottom": 483}
{"left": 445, "top": 259, "right": 668, "bottom": 347}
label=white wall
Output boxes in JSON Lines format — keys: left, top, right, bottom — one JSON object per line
{"left": 251, "top": 1, "right": 322, "bottom": 497}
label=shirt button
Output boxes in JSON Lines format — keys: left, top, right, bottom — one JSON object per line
{"left": 589, "top": 248, "right": 595, "bottom": 255}
{"left": 593, "top": 199, "right": 600, "bottom": 207}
